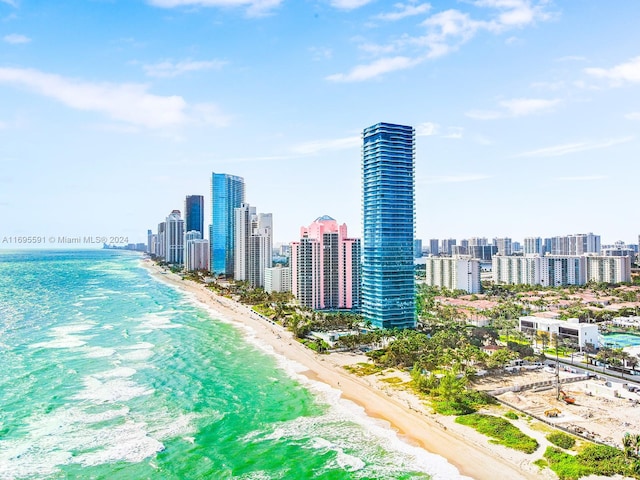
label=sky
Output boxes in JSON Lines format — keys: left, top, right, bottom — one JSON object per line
{"left": 1, "top": 0, "right": 639, "bottom": 249}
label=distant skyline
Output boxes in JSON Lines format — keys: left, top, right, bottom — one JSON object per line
{"left": 1, "top": 1, "right": 640, "bottom": 247}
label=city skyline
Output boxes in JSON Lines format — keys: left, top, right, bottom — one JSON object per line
{"left": 1, "top": 2, "right": 640, "bottom": 246}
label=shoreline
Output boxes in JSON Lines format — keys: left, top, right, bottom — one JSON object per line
{"left": 143, "top": 261, "right": 547, "bottom": 480}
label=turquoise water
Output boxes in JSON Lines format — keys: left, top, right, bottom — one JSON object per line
{"left": 0, "top": 250, "right": 463, "bottom": 479}
{"left": 602, "top": 332, "right": 640, "bottom": 348}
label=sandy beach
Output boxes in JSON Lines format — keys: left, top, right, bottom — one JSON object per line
{"left": 145, "top": 261, "right": 552, "bottom": 480}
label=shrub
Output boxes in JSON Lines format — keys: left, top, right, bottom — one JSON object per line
{"left": 544, "top": 447, "right": 593, "bottom": 480}
{"left": 504, "top": 411, "right": 519, "bottom": 420}
{"left": 547, "top": 432, "right": 576, "bottom": 450}
{"left": 576, "top": 444, "right": 628, "bottom": 477}
{"left": 455, "top": 413, "right": 538, "bottom": 454}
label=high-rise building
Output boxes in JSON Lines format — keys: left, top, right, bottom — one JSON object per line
{"left": 441, "top": 238, "right": 456, "bottom": 256}
{"left": 184, "top": 195, "right": 205, "bottom": 237}
{"left": 494, "top": 237, "right": 512, "bottom": 256}
{"left": 524, "top": 237, "right": 544, "bottom": 255}
{"left": 211, "top": 173, "right": 245, "bottom": 276}
{"left": 585, "top": 255, "right": 631, "bottom": 284}
{"left": 186, "top": 239, "right": 210, "bottom": 272}
{"left": 414, "top": 239, "right": 423, "bottom": 258}
{"left": 184, "top": 230, "right": 203, "bottom": 270}
{"left": 165, "top": 210, "right": 184, "bottom": 265}
{"left": 290, "top": 216, "right": 361, "bottom": 311}
{"left": 540, "top": 256, "right": 585, "bottom": 287}
{"left": 265, "top": 265, "right": 292, "bottom": 293}
{"left": 157, "top": 222, "right": 166, "bottom": 259}
{"left": 468, "top": 244, "right": 497, "bottom": 261}
{"left": 429, "top": 239, "right": 439, "bottom": 256}
{"left": 468, "top": 237, "right": 488, "bottom": 247}
{"left": 147, "top": 229, "right": 153, "bottom": 254}
{"left": 423, "top": 256, "right": 482, "bottom": 293}
{"left": 361, "top": 122, "right": 415, "bottom": 329}
{"left": 493, "top": 255, "right": 542, "bottom": 286}
{"left": 234, "top": 203, "right": 273, "bottom": 288}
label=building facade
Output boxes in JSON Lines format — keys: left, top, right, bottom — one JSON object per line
{"left": 211, "top": 173, "right": 245, "bottom": 276}
{"left": 290, "top": 216, "right": 361, "bottom": 311}
{"left": 165, "top": 210, "right": 184, "bottom": 265}
{"left": 519, "top": 316, "right": 599, "bottom": 349}
{"left": 186, "top": 239, "right": 210, "bottom": 271}
{"left": 234, "top": 204, "right": 273, "bottom": 288}
{"left": 523, "top": 237, "right": 544, "bottom": 255}
{"left": 423, "top": 256, "right": 482, "bottom": 293}
{"left": 361, "top": 122, "right": 416, "bottom": 329}
{"left": 493, "top": 255, "right": 541, "bottom": 286}
{"left": 184, "top": 195, "right": 204, "bottom": 237}
{"left": 540, "top": 255, "right": 585, "bottom": 287}
{"left": 265, "top": 265, "right": 292, "bottom": 293}
{"left": 585, "top": 255, "right": 631, "bottom": 284}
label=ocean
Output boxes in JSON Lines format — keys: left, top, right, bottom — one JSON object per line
{"left": 0, "top": 250, "right": 464, "bottom": 480}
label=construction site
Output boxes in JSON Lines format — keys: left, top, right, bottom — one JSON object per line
{"left": 472, "top": 367, "right": 640, "bottom": 448}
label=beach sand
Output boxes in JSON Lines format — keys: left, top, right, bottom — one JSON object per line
{"left": 145, "top": 261, "right": 553, "bottom": 480}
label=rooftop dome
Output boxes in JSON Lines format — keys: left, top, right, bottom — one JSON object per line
{"left": 314, "top": 215, "right": 335, "bottom": 222}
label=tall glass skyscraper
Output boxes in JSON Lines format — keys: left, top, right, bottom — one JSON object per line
{"left": 361, "top": 122, "right": 416, "bottom": 329}
{"left": 184, "top": 195, "right": 204, "bottom": 236}
{"left": 211, "top": 173, "right": 245, "bottom": 276}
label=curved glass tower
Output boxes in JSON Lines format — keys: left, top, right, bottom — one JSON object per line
{"left": 211, "top": 173, "right": 245, "bottom": 276}
{"left": 362, "top": 123, "right": 416, "bottom": 329}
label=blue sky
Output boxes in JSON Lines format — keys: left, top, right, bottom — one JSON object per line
{"left": 1, "top": 0, "right": 639, "bottom": 248}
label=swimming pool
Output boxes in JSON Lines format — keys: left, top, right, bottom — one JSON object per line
{"left": 601, "top": 332, "right": 640, "bottom": 348}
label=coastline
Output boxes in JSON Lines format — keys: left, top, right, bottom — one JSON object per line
{"left": 143, "top": 260, "right": 548, "bottom": 480}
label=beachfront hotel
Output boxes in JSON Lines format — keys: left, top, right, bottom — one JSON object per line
{"left": 290, "top": 216, "right": 361, "bottom": 311}
{"left": 361, "top": 122, "right": 416, "bottom": 329}
{"left": 234, "top": 203, "right": 273, "bottom": 288}
{"left": 211, "top": 173, "right": 245, "bottom": 277}
{"left": 165, "top": 209, "right": 185, "bottom": 265}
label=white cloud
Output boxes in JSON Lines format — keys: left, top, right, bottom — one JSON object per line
{"left": 443, "top": 126, "right": 463, "bottom": 139}
{"left": 465, "top": 109, "right": 503, "bottom": 120}
{"left": 474, "top": 0, "right": 549, "bottom": 28}
{"left": 555, "top": 55, "right": 587, "bottom": 62}
{"left": 147, "top": 0, "right": 281, "bottom": 16}
{"left": 515, "top": 136, "right": 634, "bottom": 158}
{"left": 290, "top": 136, "right": 360, "bottom": 155}
{"left": 466, "top": 98, "right": 560, "bottom": 119}
{"left": 530, "top": 80, "right": 565, "bottom": 90}
{"left": 143, "top": 59, "right": 226, "bottom": 78}
{"left": 3, "top": 34, "right": 30, "bottom": 44}
{"left": 358, "top": 42, "right": 398, "bottom": 55}
{"left": 416, "top": 122, "right": 439, "bottom": 136}
{"left": 330, "top": 0, "right": 373, "bottom": 10}
{"left": 328, "top": 0, "right": 552, "bottom": 82}
{"left": 585, "top": 56, "right": 640, "bottom": 85}
{"left": 420, "top": 174, "right": 491, "bottom": 184}
{"left": 309, "top": 47, "right": 333, "bottom": 61}
{"left": 0, "top": 67, "right": 229, "bottom": 129}
{"left": 500, "top": 98, "right": 560, "bottom": 116}
{"left": 415, "top": 122, "right": 463, "bottom": 138}
{"left": 327, "top": 56, "right": 419, "bottom": 82}
{"left": 625, "top": 112, "right": 640, "bottom": 120}
{"left": 376, "top": 2, "right": 431, "bottom": 21}
{"left": 554, "top": 175, "right": 608, "bottom": 181}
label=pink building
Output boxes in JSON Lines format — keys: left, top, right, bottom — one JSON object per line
{"left": 290, "top": 215, "right": 361, "bottom": 311}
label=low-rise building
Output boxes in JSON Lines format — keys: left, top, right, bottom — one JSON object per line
{"left": 518, "top": 316, "right": 599, "bottom": 349}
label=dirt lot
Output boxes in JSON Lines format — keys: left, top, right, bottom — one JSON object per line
{"left": 472, "top": 369, "right": 640, "bottom": 447}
